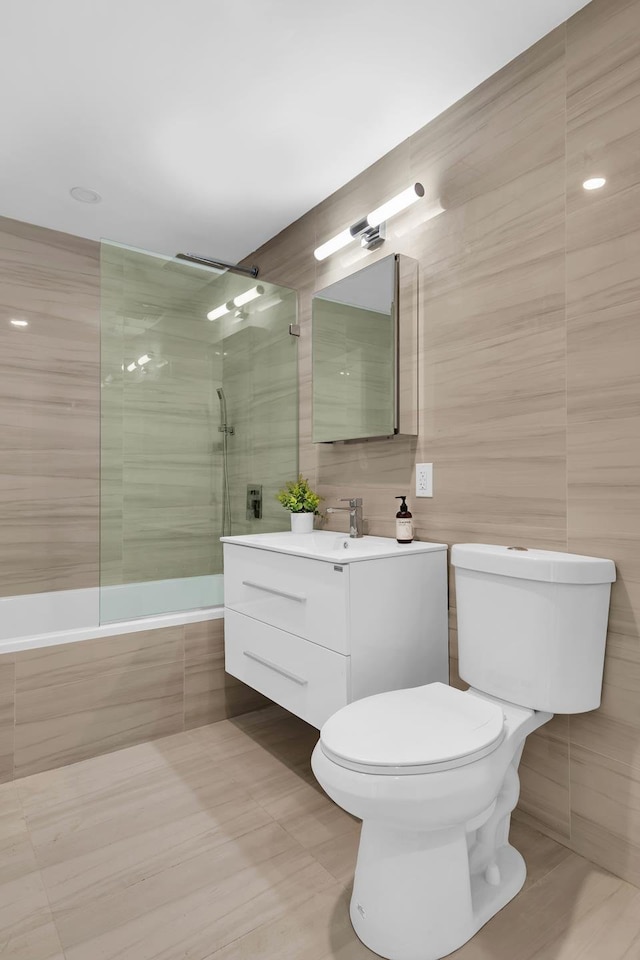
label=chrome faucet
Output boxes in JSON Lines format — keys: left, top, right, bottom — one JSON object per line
{"left": 326, "top": 498, "right": 364, "bottom": 538}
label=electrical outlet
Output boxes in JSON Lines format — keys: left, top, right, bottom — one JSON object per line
{"left": 415, "top": 463, "right": 433, "bottom": 498}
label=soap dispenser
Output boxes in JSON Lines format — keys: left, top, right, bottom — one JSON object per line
{"left": 395, "top": 495, "right": 413, "bottom": 544}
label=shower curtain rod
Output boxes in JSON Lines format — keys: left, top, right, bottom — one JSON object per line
{"left": 175, "top": 252, "right": 259, "bottom": 278}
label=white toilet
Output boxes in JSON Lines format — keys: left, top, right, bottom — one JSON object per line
{"left": 311, "top": 544, "right": 616, "bottom": 960}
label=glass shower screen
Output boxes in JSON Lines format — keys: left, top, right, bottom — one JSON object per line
{"left": 99, "top": 240, "right": 298, "bottom": 623}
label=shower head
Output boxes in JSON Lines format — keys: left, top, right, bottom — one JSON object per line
{"left": 216, "top": 387, "right": 233, "bottom": 434}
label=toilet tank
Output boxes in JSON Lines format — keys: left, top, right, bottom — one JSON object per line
{"left": 451, "top": 544, "right": 616, "bottom": 713}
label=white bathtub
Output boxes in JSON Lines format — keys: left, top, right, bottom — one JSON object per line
{"left": 0, "top": 574, "right": 224, "bottom": 655}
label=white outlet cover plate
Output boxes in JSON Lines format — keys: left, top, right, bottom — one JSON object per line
{"left": 416, "top": 463, "right": 433, "bottom": 498}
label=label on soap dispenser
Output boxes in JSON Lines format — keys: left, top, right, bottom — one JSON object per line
{"left": 396, "top": 517, "right": 413, "bottom": 542}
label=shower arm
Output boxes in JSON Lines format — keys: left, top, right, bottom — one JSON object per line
{"left": 175, "top": 253, "right": 259, "bottom": 279}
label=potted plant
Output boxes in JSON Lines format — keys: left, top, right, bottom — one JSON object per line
{"left": 276, "top": 474, "right": 322, "bottom": 533}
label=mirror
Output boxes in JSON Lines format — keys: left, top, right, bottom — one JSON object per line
{"left": 312, "top": 253, "right": 418, "bottom": 443}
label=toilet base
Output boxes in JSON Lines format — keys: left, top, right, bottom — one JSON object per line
{"left": 349, "top": 823, "right": 526, "bottom": 960}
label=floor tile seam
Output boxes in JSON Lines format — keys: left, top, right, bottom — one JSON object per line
{"left": 520, "top": 845, "right": 624, "bottom": 901}
{"left": 248, "top": 785, "right": 311, "bottom": 849}
{"left": 198, "top": 877, "right": 345, "bottom": 960}
{"left": 14, "top": 748, "right": 185, "bottom": 796}
{"left": 30, "top": 801, "right": 228, "bottom": 870}
{"left": 45, "top": 728, "right": 219, "bottom": 781}
{"left": 184, "top": 726, "right": 264, "bottom": 760}
{"left": 32, "top": 801, "right": 285, "bottom": 911}
{"left": 40, "top": 823, "right": 337, "bottom": 955}
{"left": 21, "top": 741, "right": 253, "bottom": 823}
{"left": 275, "top": 812, "right": 351, "bottom": 875}
{"left": 12, "top": 725, "right": 188, "bottom": 785}
{"left": 217, "top": 853, "right": 340, "bottom": 943}
{"left": 518, "top": 845, "right": 575, "bottom": 894}
{"left": 13, "top": 757, "right": 192, "bottom": 828}
{"left": 21, "top": 822, "right": 69, "bottom": 959}
{"left": 18, "top": 753, "right": 259, "bottom": 870}
{"left": 188, "top": 735, "right": 312, "bottom": 770}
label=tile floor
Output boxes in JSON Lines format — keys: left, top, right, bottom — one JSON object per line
{"left": 2, "top": 704, "right": 640, "bottom": 960}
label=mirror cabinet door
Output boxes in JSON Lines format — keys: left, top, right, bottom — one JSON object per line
{"left": 311, "top": 253, "right": 418, "bottom": 443}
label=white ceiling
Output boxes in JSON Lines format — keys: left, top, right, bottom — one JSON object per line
{"left": 1, "top": 0, "right": 590, "bottom": 263}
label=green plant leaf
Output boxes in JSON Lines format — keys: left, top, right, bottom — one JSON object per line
{"left": 276, "top": 474, "right": 323, "bottom": 514}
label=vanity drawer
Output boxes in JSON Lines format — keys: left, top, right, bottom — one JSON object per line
{"left": 225, "top": 609, "right": 349, "bottom": 729}
{"left": 223, "top": 544, "right": 349, "bottom": 654}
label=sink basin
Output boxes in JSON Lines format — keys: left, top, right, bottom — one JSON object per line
{"left": 220, "top": 530, "right": 446, "bottom": 563}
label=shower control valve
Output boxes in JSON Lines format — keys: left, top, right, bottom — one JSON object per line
{"left": 246, "top": 485, "right": 263, "bottom": 520}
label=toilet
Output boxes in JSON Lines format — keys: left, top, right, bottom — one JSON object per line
{"left": 311, "top": 544, "right": 616, "bottom": 960}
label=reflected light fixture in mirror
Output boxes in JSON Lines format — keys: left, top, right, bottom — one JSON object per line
{"left": 313, "top": 183, "right": 424, "bottom": 261}
{"left": 207, "top": 285, "right": 265, "bottom": 320}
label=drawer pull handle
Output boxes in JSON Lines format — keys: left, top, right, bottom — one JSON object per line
{"left": 243, "top": 651, "right": 308, "bottom": 686}
{"left": 242, "top": 580, "right": 307, "bottom": 604}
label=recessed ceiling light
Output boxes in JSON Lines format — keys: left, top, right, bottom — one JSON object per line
{"left": 10, "top": 318, "right": 28, "bottom": 327}
{"left": 70, "top": 186, "right": 102, "bottom": 204}
{"left": 583, "top": 177, "right": 606, "bottom": 191}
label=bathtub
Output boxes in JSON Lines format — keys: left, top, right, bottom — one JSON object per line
{"left": 0, "top": 574, "right": 224, "bottom": 654}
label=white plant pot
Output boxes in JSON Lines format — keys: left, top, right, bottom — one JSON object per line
{"left": 290, "top": 512, "right": 314, "bottom": 534}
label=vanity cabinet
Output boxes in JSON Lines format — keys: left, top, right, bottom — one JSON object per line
{"left": 223, "top": 533, "right": 448, "bottom": 729}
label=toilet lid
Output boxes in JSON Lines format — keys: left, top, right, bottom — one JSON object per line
{"left": 320, "top": 682, "right": 505, "bottom": 775}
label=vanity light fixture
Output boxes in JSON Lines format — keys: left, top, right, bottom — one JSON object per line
{"left": 126, "top": 361, "right": 137, "bottom": 372}
{"left": 583, "top": 177, "right": 606, "bottom": 190}
{"left": 313, "top": 183, "right": 425, "bottom": 261}
{"left": 207, "top": 285, "right": 265, "bottom": 320}
{"left": 366, "top": 184, "right": 426, "bottom": 228}
{"left": 10, "top": 318, "right": 28, "bottom": 327}
{"left": 314, "top": 229, "right": 354, "bottom": 262}
{"left": 137, "top": 354, "right": 151, "bottom": 365}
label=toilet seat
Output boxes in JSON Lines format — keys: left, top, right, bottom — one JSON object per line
{"left": 320, "top": 682, "right": 506, "bottom": 775}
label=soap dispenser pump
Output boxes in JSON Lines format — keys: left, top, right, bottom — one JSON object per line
{"left": 395, "top": 495, "right": 413, "bottom": 544}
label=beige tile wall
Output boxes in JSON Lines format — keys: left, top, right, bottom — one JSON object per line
{"left": 0, "top": 619, "right": 267, "bottom": 782}
{"left": 242, "top": 0, "right": 640, "bottom": 886}
{"left": 0, "top": 217, "right": 100, "bottom": 596}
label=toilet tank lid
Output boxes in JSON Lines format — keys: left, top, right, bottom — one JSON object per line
{"left": 451, "top": 544, "right": 616, "bottom": 585}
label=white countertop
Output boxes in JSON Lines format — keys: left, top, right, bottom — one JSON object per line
{"left": 220, "top": 530, "right": 447, "bottom": 564}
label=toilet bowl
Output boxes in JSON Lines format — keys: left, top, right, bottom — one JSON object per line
{"left": 312, "top": 683, "right": 550, "bottom": 960}
{"left": 312, "top": 544, "right": 616, "bottom": 960}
